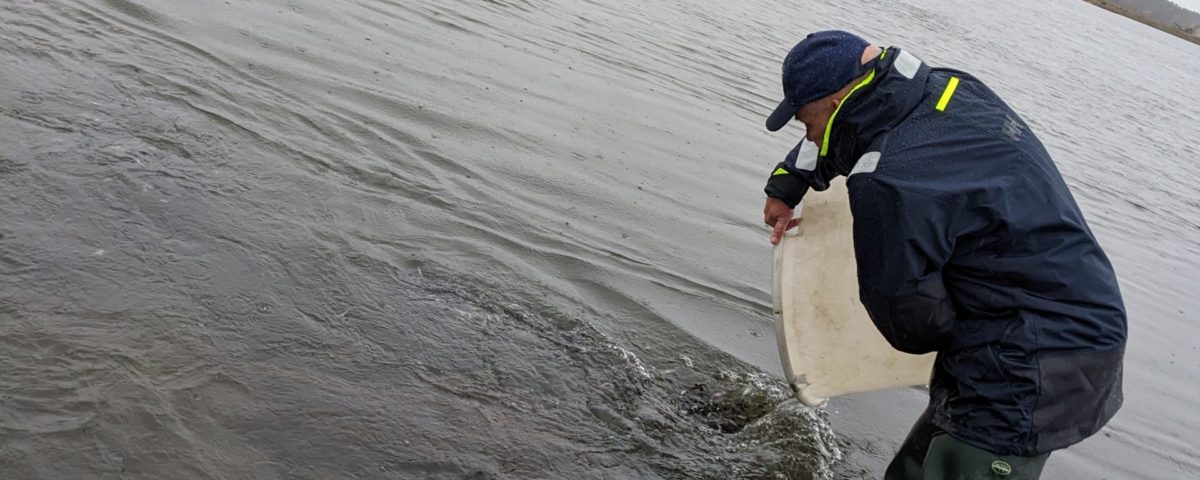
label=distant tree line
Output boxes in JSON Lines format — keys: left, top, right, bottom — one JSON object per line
{"left": 1104, "top": 0, "right": 1200, "bottom": 31}
{"left": 1086, "top": 0, "right": 1200, "bottom": 42}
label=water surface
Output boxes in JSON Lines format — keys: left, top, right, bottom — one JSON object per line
{"left": 2, "top": 0, "right": 1197, "bottom": 478}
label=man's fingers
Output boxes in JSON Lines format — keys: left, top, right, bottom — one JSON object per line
{"left": 764, "top": 197, "right": 797, "bottom": 244}
{"left": 770, "top": 217, "right": 789, "bottom": 245}
{"left": 770, "top": 217, "right": 802, "bottom": 245}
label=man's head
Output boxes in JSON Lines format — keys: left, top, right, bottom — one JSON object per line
{"left": 766, "top": 30, "right": 881, "bottom": 143}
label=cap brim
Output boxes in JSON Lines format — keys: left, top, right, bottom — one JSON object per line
{"left": 766, "top": 99, "right": 797, "bottom": 132}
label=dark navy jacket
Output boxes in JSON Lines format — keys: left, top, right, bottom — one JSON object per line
{"left": 764, "top": 48, "right": 1127, "bottom": 455}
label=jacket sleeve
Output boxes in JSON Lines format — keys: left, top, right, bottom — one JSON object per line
{"left": 764, "top": 140, "right": 840, "bottom": 208}
{"left": 848, "top": 177, "right": 957, "bottom": 355}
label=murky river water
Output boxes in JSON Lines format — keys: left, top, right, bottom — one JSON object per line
{"left": 2, "top": 0, "right": 1197, "bottom": 478}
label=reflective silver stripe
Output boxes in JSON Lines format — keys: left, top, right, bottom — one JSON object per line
{"left": 894, "top": 50, "right": 921, "bottom": 79}
{"left": 794, "top": 140, "right": 819, "bottom": 171}
{"left": 850, "top": 151, "right": 881, "bottom": 176}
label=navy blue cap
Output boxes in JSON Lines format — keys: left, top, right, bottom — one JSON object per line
{"left": 766, "top": 31, "right": 872, "bottom": 132}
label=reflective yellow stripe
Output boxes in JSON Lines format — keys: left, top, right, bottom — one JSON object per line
{"left": 820, "top": 69, "right": 877, "bottom": 156}
{"left": 772, "top": 167, "right": 789, "bottom": 176}
{"left": 936, "top": 76, "right": 960, "bottom": 112}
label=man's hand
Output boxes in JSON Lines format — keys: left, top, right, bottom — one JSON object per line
{"left": 764, "top": 196, "right": 800, "bottom": 245}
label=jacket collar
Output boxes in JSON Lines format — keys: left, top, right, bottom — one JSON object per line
{"left": 819, "top": 47, "right": 931, "bottom": 174}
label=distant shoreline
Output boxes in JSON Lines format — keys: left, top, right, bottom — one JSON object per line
{"left": 1083, "top": 0, "right": 1200, "bottom": 45}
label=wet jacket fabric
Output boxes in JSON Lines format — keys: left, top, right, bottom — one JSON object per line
{"left": 764, "top": 47, "right": 1127, "bottom": 456}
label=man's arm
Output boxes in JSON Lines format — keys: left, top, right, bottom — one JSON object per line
{"left": 848, "top": 177, "right": 957, "bottom": 355}
{"left": 764, "top": 140, "right": 840, "bottom": 207}
{"left": 763, "top": 140, "right": 840, "bottom": 243}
